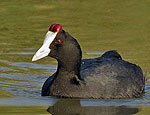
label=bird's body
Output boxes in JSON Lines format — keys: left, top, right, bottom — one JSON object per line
{"left": 42, "top": 51, "right": 144, "bottom": 99}
{"left": 32, "top": 24, "right": 145, "bottom": 99}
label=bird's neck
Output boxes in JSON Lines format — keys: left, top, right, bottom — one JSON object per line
{"left": 49, "top": 41, "right": 83, "bottom": 97}
{"left": 50, "top": 59, "right": 83, "bottom": 97}
{"left": 56, "top": 36, "right": 82, "bottom": 78}
{"left": 57, "top": 52, "right": 82, "bottom": 78}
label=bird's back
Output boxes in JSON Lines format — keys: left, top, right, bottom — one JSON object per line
{"left": 80, "top": 51, "right": 145, "bottom": 99}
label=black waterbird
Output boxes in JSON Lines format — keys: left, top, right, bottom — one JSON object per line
{"left": 32, "top": 24, "right": 145, "bottom": 99}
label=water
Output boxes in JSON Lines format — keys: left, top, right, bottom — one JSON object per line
{"left": 0, "top": 0, "right": 150, "bottom": 114}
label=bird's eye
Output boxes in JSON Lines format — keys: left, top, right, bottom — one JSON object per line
{"left": 55, "top": 40, "right": 61, "bottom": 44}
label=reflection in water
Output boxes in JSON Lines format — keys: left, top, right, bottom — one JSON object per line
{"left": 47, "top": 99, "right": 139, "bottom": 115}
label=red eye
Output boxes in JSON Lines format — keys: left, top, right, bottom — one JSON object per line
{"left": 56, "top": 40, "right": 61, "bottom": 44}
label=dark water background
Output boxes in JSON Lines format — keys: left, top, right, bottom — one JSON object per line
{"left": 0, "top": 0, "right": 150, "bottom": 114}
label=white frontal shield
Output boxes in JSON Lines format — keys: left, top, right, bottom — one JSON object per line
{"left": 32, "top": 31, "right": 57, "bottom": 61}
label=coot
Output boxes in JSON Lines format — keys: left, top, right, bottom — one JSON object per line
{"left": 32, "top": 24, "right": 145, "bottom": 99}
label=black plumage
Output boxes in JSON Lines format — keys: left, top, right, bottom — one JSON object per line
{"left": 41, "top": 28, "right": 145, "bottom": 99}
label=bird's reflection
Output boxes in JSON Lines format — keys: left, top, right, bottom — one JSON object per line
{"left": 47, "top": 99, "right": 139, "bottom": 115}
